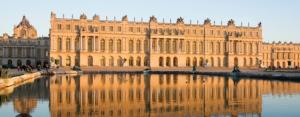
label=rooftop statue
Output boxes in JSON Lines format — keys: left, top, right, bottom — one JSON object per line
{"left": 204, "top": 18, "right": 211, "bottom": 25}
{"left": 176, "top": 17, "right": 184, "bottom": 24}
{"left": 149, "top": 15, "right": 157, "bottom": 23}
{"left": 228, "top": 19, "right": 235, "bottom": 26}
{"left": 122, "top": 15, "right": 128, "bottom": 21}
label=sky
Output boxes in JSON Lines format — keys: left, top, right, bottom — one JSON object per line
{"left": 0, "top": 0, "right": 299, "bottom": 43}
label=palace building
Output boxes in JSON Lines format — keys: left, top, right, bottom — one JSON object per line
{"left": 49, "top": 12, "right": 300, "bottom": 68}
{"left": 0, "top": 16, "right": 50, "bottom": 68}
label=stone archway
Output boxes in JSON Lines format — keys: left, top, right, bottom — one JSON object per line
{"left": 234, "top": 57, "right": 239, "bottom": 67}
{"left": 159, "top": 57, "right": 164, "bottom": 67}
{"left": 193, "top": 57, "right": 197, "bottom": 67}
{"left": 173, "top": 57, "right": 178, "bottom": 67}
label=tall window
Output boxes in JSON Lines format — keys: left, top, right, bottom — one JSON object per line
{"left": 100, "top": 39, "right": 105, "bottom": 52}
{"left": 144, "top": 40, "right": 148, "bottom": 53}
{"left": 166, "top": 39, "right": 171, "bottom": 53}
{"left": 136, "top": 57, "right": 141, "bottom": 66}
{"left": 8, "top": 48, "right": 12, "bottom": 57}
{"left": 57, "top": 37, "right": 62, "bottom": 51}
{"left": 173, "top": 40, "right": 177, "bottom": 53}
{"left": 244, "top": 43, "right": 247, "bottom": 54}
{"left": 109, "top": 39, "right": 114, "bottom": 52}
{"left": 136, "top": 40, "right": 141, "bottom": 53}
{"left": 95, "top": 37, "right": 99, "bottom": 51}
{"left": 88, "top": 38, "right": 93, "bottom": 52}
{"left": 129, "top": 57, "right": 134, "bottom": 66}
{"left": 200, "top": 41, "right": 204, "bottom": 54}
{"left": 129, "top": 40, "right": 134, "bottom": 53}
{"left": 26, "top": 48, "right": 31, "bottom": 57}
{"left": 192, "top": 41, "right": 197, "bottom": 54}
{"left": 186, "top": 41, "right": 190, "bottom": 54}
{"left": 152, "top": 39, "right": 157, "bottom": 51}
{"left": 17, "top": 48, "right": 22, "bottom": 57}
{"left": 109, "top": 56, "right": 114, "bottom": 66}
{"left": 217, "top": 42, "right": 221, "bottom": 54}
{"left": 117, "top": 39, "right": 122, "bottom": 53}
{"left": 159, "top": 39, "right": 164, "bottom": 53}
{"left": 57, "top": 24, "right": 62, "bottom": 30}
{"left": 249, "top": 43, "right": 253, "bottom": 55}
{"left": 66, "top": 38, "right": 71, "bottom": 51}
{"left": 211, "top": 42, "right": 214, "bottom": 54}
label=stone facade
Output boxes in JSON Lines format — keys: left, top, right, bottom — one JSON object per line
{"left": 262, "top": 42, "right": 300, "bottom": 68}
{"left": 50, "top": 12, "right": 264, "bottom": 68}
{"left": 0, "top": 16, "right": 50, "bottom": 68}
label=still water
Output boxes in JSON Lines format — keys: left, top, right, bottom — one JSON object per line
{"left": 1, "top": 74, "right": 300, "bottom": 117}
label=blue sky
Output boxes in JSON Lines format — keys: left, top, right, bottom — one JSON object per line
{"left": 0, "top": 0, "right": 299, "bottom": 42}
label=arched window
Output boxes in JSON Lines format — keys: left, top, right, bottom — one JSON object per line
{"left": 17, "top": 60, "right": 22, "bottom": 67}
{"left": 129, "top": 56, "right": 134, "bottom": 66}
{"left": 136, "top": 57, "right": 141, "bottom": 66}
{"left": 100, "top": 39, "right": 105, "bottom": 52}
{"left": 58, "top": 56, "right": 62, "bottom": 66}
{"left": 66, "top": 56, "right": 71, "bottom": 66}
{"left": 166, "top": 57, "right": 171, "bottom": 67}
{"left": 109, "top": 56, "right": 114, "bottom": 66}
{"left": 159, "top": 57, "right": 164, "bottom": 67}
{"left": 109, "top": 39, "right": 114, "bottom": 52}
{"left": 186, "top": 57, "right": 191, "bottom": 67}
{"left": 193, "top": 57, "right": 197, "bottom": 67}
{"left": 117, "top": 39, "right": 122, "bottom": 53}
{"left": 26, "top": 59, "right": 31, "bottom": 66}
{"left": 234, "top": 57, "right": 238, "bottom": 66}
{"left": 144, "top": 56, "right": 148, "bottom": 66}
{"left": 101, "top": 56, "right": 106, "bottom": 66}
{"left": 57, "top": 37, "right": 62, "bottom": 51}
{"left": 199, "top": 57, "right": 204, "bottom": 67}
{"left": 173, "top": 57, "right": 178, "bottom": 67}
{"left": 88, "top": 56, "right": 93, "bottom": 66}
{"left": 129, "top": 40, "right": 134, "bottom": 53}
{"left": 7, "top": 59, "right": 13, "bottom": 67}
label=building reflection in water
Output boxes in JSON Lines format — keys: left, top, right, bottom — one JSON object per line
{"left": 49, "top": 74, "right": 300, "bottom": 117}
